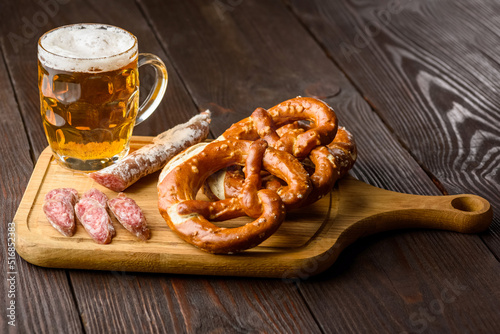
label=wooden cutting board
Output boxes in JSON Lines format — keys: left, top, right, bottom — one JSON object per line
{"left": 14, "top": 136, "right": 493, "bottom": 278}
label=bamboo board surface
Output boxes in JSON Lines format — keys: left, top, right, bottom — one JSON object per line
{"left": 13, "top": 136, "right": 493, "bottom": 278}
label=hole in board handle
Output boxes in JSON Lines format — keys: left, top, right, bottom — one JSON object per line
{"left": 451, "top": 196, "right": 484, "bottom": 212}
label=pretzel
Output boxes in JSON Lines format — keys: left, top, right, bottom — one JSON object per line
{"left": 301, "top": 126, "right": 357, "bottom": 206}
{"left": 205, "top": 126, "right": 357, "bottom": 207}
{"left": 158, "top": 139, "right": 309, "bottom": 254}
{"left": 159, "top": 97, "right": 356, "bottom": 254}
{"left": 221, "top": 97, "right": 338, "bottom": 159}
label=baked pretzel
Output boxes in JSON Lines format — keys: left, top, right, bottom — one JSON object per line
{"left": 205, "top": 126, "right": 356, "bottom": 207}
{"left": 158, "top": 139, "right": 309, "bottom": 254}
{"left": 221, "top": 97, "right": 338, "bottom": 159}
{"left": 301, "top": 126, "right": 357, "bottom": 206}
{"left": 159, "top": 97, "right": 356, "bottom": 254}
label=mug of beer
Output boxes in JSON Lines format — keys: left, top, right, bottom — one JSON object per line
{"left": 38, "top": 23, "right": 167, "bottom": 171}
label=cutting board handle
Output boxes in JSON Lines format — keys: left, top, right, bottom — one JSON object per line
{"left": 383, "top": 193, "right": 492, "bottom": 233}
{"left": 342, "top": 178, "right": 494, "bottom": 236}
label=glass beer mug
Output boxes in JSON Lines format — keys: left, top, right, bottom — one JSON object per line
{"left": 38, "top": 23, "right": 167, "bottom": 171}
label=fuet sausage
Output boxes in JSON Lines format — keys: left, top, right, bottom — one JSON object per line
{"left": 89, "top": 111, "right": 211, "bottom": 192}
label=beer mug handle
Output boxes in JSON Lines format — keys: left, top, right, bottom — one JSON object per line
{"left": 135, "top": 53, "right": 168, "bottom": 126}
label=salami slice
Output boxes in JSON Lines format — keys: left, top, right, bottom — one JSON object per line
{"left": 89, "top": 111, "right": 211, "bottom": 192}
{"left": 43, "top": 188, "right": 79, "bottom": 237}
{"left": 108, "top": 193, "right": 150, "bottom": 241}
{"left": 45, "top": 188, "right": 79, "bottom": 203}
{"left": 75, "top": 189, "right": 115, "bottom": 244}
{"left": 80, "top": 187, "right": 108, "bottom": 207}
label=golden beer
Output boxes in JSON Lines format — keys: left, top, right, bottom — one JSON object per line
{"left": 38, "top": 24, "right": 167, "bottom": 171}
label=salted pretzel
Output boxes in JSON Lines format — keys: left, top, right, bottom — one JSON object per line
{"left": 301, "top": 126, "right": 357, "bottom": 206}
{"left": 204, "top": 97, "right": 355, "bottom": 206}
{"left": 158, "top": 139, "right": 310, "bottom": 254}
{"left": 221, "top": 97, "right": 338, "bottom": 159}
{"left": 205, "top": 126, "right": 357, "bottom": 207}
{"left": 159, "top": 97, "right": 356, "bottom": 254}
{"left": 261, "top": 124, "right": 357, "bottom": 205}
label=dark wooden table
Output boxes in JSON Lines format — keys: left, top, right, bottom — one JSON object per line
{"left": 2, "top": 0, "right": 500, "bottom": 332}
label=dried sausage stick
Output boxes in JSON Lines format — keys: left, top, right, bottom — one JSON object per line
{"left": 89, "top": 112, "right": 211, "bottom": 192}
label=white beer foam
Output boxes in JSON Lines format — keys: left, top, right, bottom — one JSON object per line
{"left": 38, "top": 24, "right": 137, "bottom": 73}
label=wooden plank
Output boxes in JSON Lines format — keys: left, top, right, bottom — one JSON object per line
{"left": 139, "top": 0, "right": 500, "bottom": 332}
{"left": 0, "top": 45, "right": 82, "bottom": 333}
{"left": 70, "top": 272, "right": 320, "bottom": 333}
{"left": 288, "top": 0, "right": 500, "bottom": 253}
{"left": 1, "top": 0, "right": 322, "bottom": 332}
{"left": 299, "top": 229, "right": 500, "bottom": 333}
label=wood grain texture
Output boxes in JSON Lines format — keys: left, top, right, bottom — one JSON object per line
{"left": 139, "top": 0, "right": 500, "bottom": 332}
{"left": 300, "top": 229, "right": 500, "bottom": 333}
{"left": 70, "top": 272, "right": 321, "bottom": 333}
{"left": 0, "top": 45, "right": 82, "bottom": 333}
{"left": 288, "top": 0, "right": 500, "bottom": 254}
{"left": 138, "top": 0, "right": 344, "bottom": 138}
